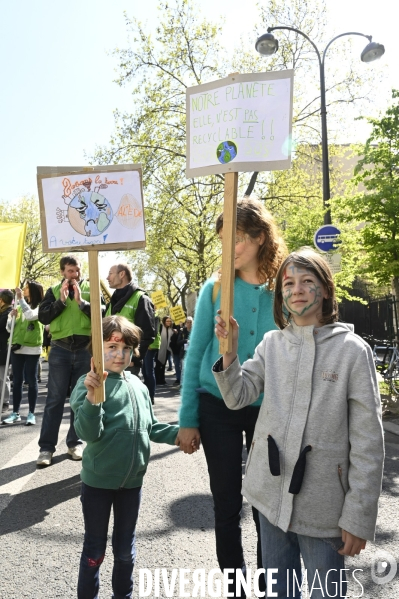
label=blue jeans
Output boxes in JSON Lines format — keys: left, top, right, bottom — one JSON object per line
{"left": 142, "top": 349, "right": 156, "bottom": 402}
{"left": 38, "top": 344, "right": 90, "bottom": 453}
{"left": 78, "top": 482, "right": 142, "bottom": 599}
{"left": 10, "top": 352, "right": 40, "bottom": 413}
{"left": 259, "top": 513, "right": 346, "bottom": 598}
{"left": 173, "top": 353, "right": 181, "bottom": 382}
{"left": 199, "top": 393, "right": 265, "bottom": 598}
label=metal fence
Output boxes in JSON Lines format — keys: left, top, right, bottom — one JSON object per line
{"left": 339, "top": 294, "right": 398, "bottom": 341}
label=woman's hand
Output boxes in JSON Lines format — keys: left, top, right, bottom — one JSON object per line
{"left": 15, "top": 287, "right": 22, "bottom": 300}
{"left": 10, "top": 308, "right": 18, "bottom": 318}
{"left": 175, "top": 427, "right": 201, "bottom": 454}
{"left": 84, "top": 358, "right": 108, "bottom": 403}
{"left": 215, "top": 311, "right": 239, "bottom": 368}
{"left": 338, "top": 530, "right": 366, "bottom": 557}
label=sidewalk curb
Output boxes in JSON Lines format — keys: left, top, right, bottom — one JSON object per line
{"left": 383, "top": 421, "right": 399, "bottom": 437}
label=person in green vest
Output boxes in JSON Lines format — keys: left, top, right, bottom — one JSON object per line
{"left": 3, "top": 281, "right": 44, "bottom": 426}
{"left": 106, "top": 263, "right": 155, "bottom": 380}
{"left": 36, "top": 255, "right": 92, "bottom": 466}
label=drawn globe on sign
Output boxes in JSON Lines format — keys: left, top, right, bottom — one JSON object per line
{"left": 68, "top": 191, "right": 113, "bottom": 237}
{"left": 216, "top": 141, "right": 237, "bottom": 164}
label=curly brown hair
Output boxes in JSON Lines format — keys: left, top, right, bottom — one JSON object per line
{"left": 216, "top": 198, "right": 287, "bottom": 289}
{"left": 273, "top": 247, "right": 339, "bottom": 329}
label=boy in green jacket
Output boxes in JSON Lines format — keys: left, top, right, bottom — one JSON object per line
{"left": 70, "top": 315, "right": 178, "bottom": 599}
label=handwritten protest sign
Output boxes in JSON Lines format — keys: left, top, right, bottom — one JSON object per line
{"left": 37, "top": 164, "right": 145, "bottom": 252}
{"left": 186, "top": 71, "right": 294, "bottom": 177}
{"left": 37, "top": 164, "right": 146, "bottom": 403}
{"left": 151, "top": 291, "right": 168, "bottom": 309}
{"left": 170, "top": 305, "right": 186, "bottom": 324}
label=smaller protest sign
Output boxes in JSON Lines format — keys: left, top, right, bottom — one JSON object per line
{"left": 170, "top": 305, "right": 186, "bottom": 324}
{"left": 151, "top": 291, "right": 168, "bottom": 309}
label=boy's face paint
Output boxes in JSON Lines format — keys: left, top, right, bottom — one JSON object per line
{"left": 103, "top": 336, "right": 133, "bottom": 373}
{"left": 110, "top": 333, "right": 123, "bottom": 342}
{"left": 282, "top": 265, "right": 328, "bottom": 326}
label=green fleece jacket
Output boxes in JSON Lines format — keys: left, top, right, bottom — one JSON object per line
{"left": 70, "top": 371, "right": 178, "bottom": 489}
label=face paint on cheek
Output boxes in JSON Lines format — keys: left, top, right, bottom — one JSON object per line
{"left": 104, "top": 350, "right": 117, "bottom": 362}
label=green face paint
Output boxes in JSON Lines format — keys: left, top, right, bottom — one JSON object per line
{"left": 281, "top": 265, "right": 326, "bottom": 325}
{"left": 282, "top": 282, "right": 322, "bottom": 316}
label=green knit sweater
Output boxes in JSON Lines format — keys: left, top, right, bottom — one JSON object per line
{"left": 70, "top": 371, "right": 178, "bottom": 489}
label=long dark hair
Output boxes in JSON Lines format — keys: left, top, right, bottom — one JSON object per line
{"left": 273, "top": 248, "right": 339, "bottom": 329}
{"left": 26, "top": 281, "right": 44, "bottom": 310}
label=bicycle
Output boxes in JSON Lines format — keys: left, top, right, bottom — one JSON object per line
{"left": 365, "top": 336, "right": 399, "bottom": 398}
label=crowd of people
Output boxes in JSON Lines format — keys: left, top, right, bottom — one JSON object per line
{"left": 0, "top": 198, "right": 385, "bottom": 599}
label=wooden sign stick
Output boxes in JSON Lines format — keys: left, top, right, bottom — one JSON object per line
{"left": 219, "top": 171, "right": 238, "bottom": 354}
{"left": 88, "top": 250, "right": 105, "bottom": 403}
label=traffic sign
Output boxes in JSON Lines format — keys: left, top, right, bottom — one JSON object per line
{"left": 314, "top": 225, "right": 341, "bottom": 252}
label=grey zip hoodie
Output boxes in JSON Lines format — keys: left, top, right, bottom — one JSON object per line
{"left": 213, "top": 321, "right": 384, "bottom": 541}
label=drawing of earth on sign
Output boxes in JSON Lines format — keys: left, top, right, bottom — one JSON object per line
{"left": 68, "top": 191, "right": 113, "bottom": 237}
{"left": 216, "top": 141, "right": 237, "bottom": 164}
{"left": 115, "top": 193, "right": 143, "bottom": 229}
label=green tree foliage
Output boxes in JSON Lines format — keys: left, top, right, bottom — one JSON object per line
{"left": 92, "top": 0, "right": 225, "bottom": 295}
{"left": 332, "top": 90, "right": 399, "bottom": 299}
{"left": 0, "top": 196, "right": 60, "bottom": 286}
{"left": 91, "top": 0, "right": 384, "bottom": 303}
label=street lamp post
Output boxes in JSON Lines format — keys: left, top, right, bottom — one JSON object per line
{"left": 255, "top": 28, "right": 385, "bottom": 225}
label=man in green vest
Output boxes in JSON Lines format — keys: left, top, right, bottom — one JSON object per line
{"left": 106, "top": 263, "right": 155, "bottom": 378}
{"left": 37, "top": 255, "right": 91, "bottom": 466}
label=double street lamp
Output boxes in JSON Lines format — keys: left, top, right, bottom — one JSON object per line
{"left": 255, "top": 27, "right": 385, "bottom": 225}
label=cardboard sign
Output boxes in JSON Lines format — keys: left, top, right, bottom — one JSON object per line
{"left": 37, "top": 164, "right": 146, "bottom": 252}
{"left": 170, "top": 305, "right": 186, "bottom": 324}
{"left": 186, "top": 71, "right": 294, "bottom": 177}
{"left": 151, "top": 291, "right": 168, "bottom": 309}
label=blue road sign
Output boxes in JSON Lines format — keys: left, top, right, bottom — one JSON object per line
{"left": 314, "top": 225, "right": 341, "bottom": 252}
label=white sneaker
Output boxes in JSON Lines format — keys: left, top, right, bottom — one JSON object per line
{"left": 67, "top": 445, "right": 83, "bottom": 460}
{"left": 37, "top": 451, "right": 53, "bottom": 466}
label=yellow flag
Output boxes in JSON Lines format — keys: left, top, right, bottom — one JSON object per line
{"left": 0, "top": 222, "right": 27, "bottom": 288}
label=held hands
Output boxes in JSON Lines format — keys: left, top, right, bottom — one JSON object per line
{"left": 338, "top": 530, "right": 367, "bottom": 557}
{"left": 175, "top": 427, "right": 201, "bottom": 454}
{"left": 84, "top": 358, "right": 108, "bottom": 403}
{"left": 10, "top": 308, "right": 18, "bottom": 318}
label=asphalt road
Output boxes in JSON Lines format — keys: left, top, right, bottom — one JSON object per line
{"left": 0, "top": 363, "right": 398, "bottom": 598}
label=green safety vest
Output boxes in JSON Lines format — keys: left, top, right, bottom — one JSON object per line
{"left": 12, "top": 306, "right": 44, "bottom": 347}
{"left": 149, "top": 316, "right": 161, "bottom": 350}
{"left": 105, "top": 289, "right": 145, "bottom": 322}
{"left": 50, "top": 281, "right": 91, "bottom": 340}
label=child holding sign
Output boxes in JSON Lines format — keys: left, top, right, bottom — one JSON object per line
{"left": 214, "top": 248, "right": 384, "bottom": 598}
{"left": 70, "top": 315, "right": 179, "bottom": 599}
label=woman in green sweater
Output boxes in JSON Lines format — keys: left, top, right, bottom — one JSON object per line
{"left": 70, "top": 315, "right": 178, "bottom": 599}
{"left": 177, "top": 198, "right": 287, "bottom": 598}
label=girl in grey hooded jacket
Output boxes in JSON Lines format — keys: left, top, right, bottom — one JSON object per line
{"left": 213, "top": 248, "right": 384, "bottom": 599}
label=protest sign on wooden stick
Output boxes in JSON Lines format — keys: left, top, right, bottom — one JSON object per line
{"left": 37, "top": 164, "right": 146, "bottom": 403}
{"left": 186, "top": 71, "right": 293, "bottom": 353}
